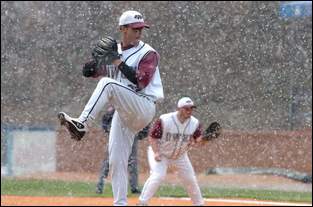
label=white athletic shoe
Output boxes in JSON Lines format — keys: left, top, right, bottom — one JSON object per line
{"left": 58, "top": 112, "right": 87, "bottom": 141}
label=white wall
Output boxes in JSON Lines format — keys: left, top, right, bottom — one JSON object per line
{"left": 3, "top": 128, "right": 56, "bottom": 176}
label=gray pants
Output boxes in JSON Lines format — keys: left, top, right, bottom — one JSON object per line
{"left": 97, "top": 136, "right": 139, "bottom": 191}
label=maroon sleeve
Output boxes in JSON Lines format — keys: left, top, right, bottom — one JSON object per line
{"left": 149, "top": 118, "right": 163, "bottom": 139}
{"left": 192, "top": 123, "right": 203, "bottom": 139}
{"left": 136, "top": 51, "right": 159, "bottom": 90}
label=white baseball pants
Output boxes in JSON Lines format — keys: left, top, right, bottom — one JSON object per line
{"left": 78, "top": 77, "right": 156, "bottom": 206}
{"left": 139, "top": 147, "right": 204, "bottom": 206}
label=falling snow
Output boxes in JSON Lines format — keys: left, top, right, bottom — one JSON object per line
{"left": 1, "top": 1, "right": 312, "bottom": 198}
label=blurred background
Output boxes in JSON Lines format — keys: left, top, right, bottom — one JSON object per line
{"left": 1, "top": 1, "right": 312, "bottom": 193}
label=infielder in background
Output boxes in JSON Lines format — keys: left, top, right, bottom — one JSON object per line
{"left": 138, "top": 97, "right": 205, "bottom": 206}
{"left": 58, "top": 10, "right": 164, "bottom": 206}
{"left": 96, "top": 106, "right": 149, "bottom": 194}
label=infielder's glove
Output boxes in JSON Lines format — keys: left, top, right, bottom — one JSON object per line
{"left": 92, "top": 36, "right": 120, "bottom": 67}
{"left": 202, "top": 122, "right": 221, "bottom": 141}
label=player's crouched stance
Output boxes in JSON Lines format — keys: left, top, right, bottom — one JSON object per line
{"left": 137, "top": 97, "right": 214, "bottom": 206}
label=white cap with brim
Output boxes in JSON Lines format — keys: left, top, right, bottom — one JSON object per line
{"left": 177, "top": 97, "right": 196, "bottom": 108}
{"left": 119, "top": 10, "right": 150, "bottom": 28}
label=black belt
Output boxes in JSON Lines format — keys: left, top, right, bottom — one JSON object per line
{"left": 133, "top": 88, "right": 156, "bottom": 104}
{"left": 145, "top": 96, "right": 156, "bottom": 104}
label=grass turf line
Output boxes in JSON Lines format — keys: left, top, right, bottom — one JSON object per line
{"left": 1, "top": 178, "right": 311, "bottom": 203}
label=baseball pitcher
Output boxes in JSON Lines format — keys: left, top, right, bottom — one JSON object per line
{"left": 138, "top": 97, "right": 221, "bottom": 206}
{"left": 58, "top": 10, "right": 164, "bottom": 206}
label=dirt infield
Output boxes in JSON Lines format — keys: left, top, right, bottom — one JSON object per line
{"left": 1, "top": 195, "right": 312, "bottom": 206}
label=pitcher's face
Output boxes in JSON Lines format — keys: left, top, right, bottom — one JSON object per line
{"left": 121, "top": 26, "right": 144, "bottom": 45}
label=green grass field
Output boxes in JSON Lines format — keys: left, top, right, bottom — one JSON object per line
{"left": 1, "top": 178, "right": 312, "bottom": 203}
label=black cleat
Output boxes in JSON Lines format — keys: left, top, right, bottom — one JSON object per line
{"left": 58, "top": 112, "right": 87, "bottom": 141}
{"left": 131, "top": 188, "right": 141, "bottom": 194}
{"left": 95, "top": 188, "right": 103, "bottom": 194}
{"left": 96, "top": 182, "right": 104, "bottom": 194}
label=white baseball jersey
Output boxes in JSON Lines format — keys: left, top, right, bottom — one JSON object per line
{"left": 156, "top": 111, "right": 201, "bottom": 159}
{"left": 105, "top": 40, "right": 164, "bottom": 101}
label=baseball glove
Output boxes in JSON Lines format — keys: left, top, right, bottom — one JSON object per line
{"left": 202, "top": 122, "right": 221, "bottom": 141}
{"left": 82, "top": 59, "right": 98, "bottom": 77}
{"left": 92, "top": 36, "right": 120, "bottom": 67}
